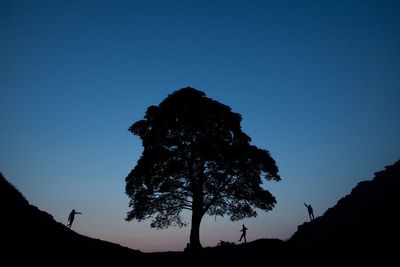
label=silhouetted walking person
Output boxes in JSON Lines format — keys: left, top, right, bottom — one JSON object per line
{"left": 304, "top": 203, "right": 314, "bottom": 221}
{"left": 239, "top": 224, "right": 248, "bottom": 243}
{"left": 67, "top": 209, "right": 82, "bottom": 228}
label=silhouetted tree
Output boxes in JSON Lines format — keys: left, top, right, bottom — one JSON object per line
{"left": 125, "top": 87, "right": 280, "bottom": 250}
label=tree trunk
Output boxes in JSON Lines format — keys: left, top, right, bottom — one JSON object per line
{"left": 190, "top": 187, "right": 204, "bottom": 250}
{"left": 190, "top": 210, "right": 203, "bottom": 250}
{"left": 189, "top": 159, "right": 205, "bottom": 250}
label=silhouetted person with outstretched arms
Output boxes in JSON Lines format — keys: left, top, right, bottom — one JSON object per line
{"left": 239, "top": 224, "right": 248, "bottom": 243}
{"left": 67, "top": 209, "right": 82, "bottom": 228}
{"left": 304, "top": 203, "right": 314, "bottom": 221}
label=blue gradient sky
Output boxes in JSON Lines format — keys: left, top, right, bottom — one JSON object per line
{"left": 1, "top": 0, "right": 399, "bottom": 252}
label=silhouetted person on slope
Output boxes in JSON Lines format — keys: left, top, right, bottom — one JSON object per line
{"left": 67, "top": 209, "right": 82, "bottom": 228}
{"left": 304, "top": 203, "right": 314, "bottom": 221}
{"left": 239, "top": 224, "right": 248, "bottom": 243}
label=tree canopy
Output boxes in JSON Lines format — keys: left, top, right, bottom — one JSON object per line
{"left": 125, "top": 87, "right": 280, "bottom": 249}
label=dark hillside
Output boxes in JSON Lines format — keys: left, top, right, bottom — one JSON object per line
{"left": 2, "top": 159, "right": 398, "bottom": 265}
{"left": 0, "top": 173, "right": 142, "bottom": 264}
{"left": 288, "top": 160, "right": 400, "bottom": 262}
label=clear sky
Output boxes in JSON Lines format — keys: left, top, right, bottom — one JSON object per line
{"left": 1, "top": 0, "right": 399, "bottom": 252}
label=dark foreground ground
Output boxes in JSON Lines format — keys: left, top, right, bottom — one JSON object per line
{"left": 1, "top": 159, "right": 399, "bottom": 265}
